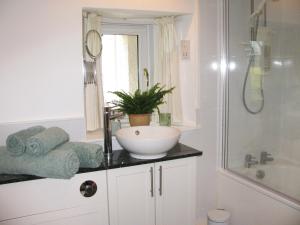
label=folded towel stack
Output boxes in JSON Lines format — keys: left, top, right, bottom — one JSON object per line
{"left": 0, "top": 126, "right": 104, "bottom": 179}
{"left": 0, "top": 146, "right": 79, "bottom": 179}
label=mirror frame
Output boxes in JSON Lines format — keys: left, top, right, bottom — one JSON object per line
{"left": 85, "top": 29, "right": 102, "bottom": 60}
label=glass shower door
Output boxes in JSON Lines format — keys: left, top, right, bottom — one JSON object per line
{"left": 226, "top": 0, "right": 300, "bottom": 203}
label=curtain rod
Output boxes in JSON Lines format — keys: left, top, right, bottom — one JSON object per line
{"left": 101, "top": 15, "right": 182, "bottom": 26}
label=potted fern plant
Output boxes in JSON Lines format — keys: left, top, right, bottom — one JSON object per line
{"left": 111, "top": 83, "right": 174, "bottom": 126}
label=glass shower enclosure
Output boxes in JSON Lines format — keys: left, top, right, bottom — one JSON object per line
{"left": 224, "top": 0, "right": 300, "bottom": 203}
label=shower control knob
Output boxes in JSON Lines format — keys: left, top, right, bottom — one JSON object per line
{"left": 80, "top": 180, "right": 97, "bottom": 197}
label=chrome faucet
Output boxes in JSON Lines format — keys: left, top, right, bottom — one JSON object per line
{"left": 245, "top": 154, "right": 258, "bottom": 168}
{"left": 260, "top": 151, "right": 274, "bottom": 164}
{"left": 103, "top": 106, "right": 123, "bottom": 160}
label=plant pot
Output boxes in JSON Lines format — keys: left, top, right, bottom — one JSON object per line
{"left": 128, "top": 114, "right": 151, "bottom": 127}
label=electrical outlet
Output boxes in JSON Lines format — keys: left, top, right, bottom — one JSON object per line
{"left": 181, "top": 40, "right": 190, "bottom": 60}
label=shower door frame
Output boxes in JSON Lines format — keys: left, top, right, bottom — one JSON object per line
{"left": 220, "top": 0, "right": 229, "bottom": 169}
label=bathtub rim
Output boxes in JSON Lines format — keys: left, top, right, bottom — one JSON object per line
{"left": 218, "top": 168, "right": 300, "bottom": 211}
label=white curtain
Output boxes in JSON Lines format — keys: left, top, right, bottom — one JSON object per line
{"left": 154, "top": 17, "right": 183, "bottom": 124}
{"left": 83, "top": 13, "right": 104, "bottom": 131}
{"left": 101, "top": 35, "right": 139, "bottom": 102}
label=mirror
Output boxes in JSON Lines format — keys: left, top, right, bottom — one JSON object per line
{"left": 101, "top": 23, "right": 153, "bottom": 102}
{"left": 101, "top": 34, "right": 139, "bottom": 103}
{"left": 85, "top": 29, "right": 102, "bottom": 60}
{"left": 82, "top": 13, "right": 155, "bottom": 139}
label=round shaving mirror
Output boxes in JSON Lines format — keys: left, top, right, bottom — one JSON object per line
{"left": 85, "top": 29, "right": 102, "bottom": 60}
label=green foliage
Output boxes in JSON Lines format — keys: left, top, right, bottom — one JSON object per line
{"left": 111, "top": 83, "right": 174, "bottom": 114}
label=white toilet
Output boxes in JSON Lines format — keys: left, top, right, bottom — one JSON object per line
{"left": 207, "top": 209, "right": 230, "bottom": 225}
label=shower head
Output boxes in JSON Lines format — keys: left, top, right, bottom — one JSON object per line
{"left": 249, "top": 0, "right": 269, "bottom": 28}
{"left": 250, "top": 0, "right": 279, "bottom": 20}
{"left": 250, "top": 0, "right": 267, "bottom": 20}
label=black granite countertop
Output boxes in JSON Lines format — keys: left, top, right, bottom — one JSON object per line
{"left": 0, "top": 143, "right": 202, "bottom": 185}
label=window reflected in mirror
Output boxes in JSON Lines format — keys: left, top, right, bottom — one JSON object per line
{"left": 102, "top": 34, "right": 139, "bottom": 103}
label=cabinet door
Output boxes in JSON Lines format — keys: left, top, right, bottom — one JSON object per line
{"left": 107, "top": 164, "right": 155, "bottom": 225}
{"left": 155, "top": 157, "right": 197, "bottom": 225}
{"left": 0, "top": 171, "right": 109, "bottom": 225}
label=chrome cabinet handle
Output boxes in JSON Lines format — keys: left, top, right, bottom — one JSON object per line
{"left": 159, "top": 165, "right": 162, "bottom": 196}
{"left": 150, "top": 167, "right": 154, "bottom": 197}
{"left": 80, "top": 180, "right": 97, "bottom": 197}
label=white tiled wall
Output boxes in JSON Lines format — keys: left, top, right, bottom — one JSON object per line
{"left": 277, "top": 22, "right": 300, "bottom": 163}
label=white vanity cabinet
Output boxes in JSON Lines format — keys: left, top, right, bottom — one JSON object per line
{"left": 0, "top": 155, "right": 198, "bottom": 225}
{"left": 0, "top": 171, "right": 109, "bottom": 225}
{"left": 107, "top": 157, "right": 197, "bottom": 225}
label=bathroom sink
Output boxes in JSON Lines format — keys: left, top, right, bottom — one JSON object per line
{"left": 115, "top": 126, "right": 181, "bottom": 159}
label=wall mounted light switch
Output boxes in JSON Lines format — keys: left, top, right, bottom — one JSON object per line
{"left": 181, "top": 40, "right": 190, "bottom": 60}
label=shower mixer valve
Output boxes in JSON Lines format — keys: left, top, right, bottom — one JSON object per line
{"left": 260, "top": 151, "right": 274, "bottom": 164}
{"left": 245, "top": 154, "right": 259, "bottom": 168}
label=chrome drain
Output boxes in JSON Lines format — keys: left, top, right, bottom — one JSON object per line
{"left": 256, "top": 169, "right": 265, "bottom": 179}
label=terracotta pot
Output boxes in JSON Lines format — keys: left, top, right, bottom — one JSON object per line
{"left": 128, "top": 114, "right": 151, "bottom": 126}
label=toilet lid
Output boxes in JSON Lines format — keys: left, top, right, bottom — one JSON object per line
{"left": 208, "top": 209, "right": 230, "bottom": 222}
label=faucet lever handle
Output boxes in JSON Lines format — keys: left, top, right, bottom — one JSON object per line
{"left": 245, "top": 154, "right": 258, "bottom": 168}
{"left": 245, "top": 154, "right": 256, "bottom": 161}
{"left": 261, "top": 151, "right": 272, "bottom": 156}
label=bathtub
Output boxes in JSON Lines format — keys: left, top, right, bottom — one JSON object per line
{"left": 231, "top": 160, "right": 300, "bottom": 203}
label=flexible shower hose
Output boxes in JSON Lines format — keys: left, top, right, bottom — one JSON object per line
{"left": 242, "top": 15, "right": 265, "bottom": 114}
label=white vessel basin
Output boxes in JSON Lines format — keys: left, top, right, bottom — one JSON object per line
{"left": 115, "top": 126, "right": 181, "bottom": 159}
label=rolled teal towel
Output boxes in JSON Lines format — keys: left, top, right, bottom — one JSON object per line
{"left": 58, "top": 142, "right": 103, "bottom": 168}
{"left": 0, "top": 146, "right": 79, "bottom": 179}
{"left": 6, "top": 126, "right": 46, "bottom": 156}
{"left": 26, "top": 127, "right": 69, "bottom": 156}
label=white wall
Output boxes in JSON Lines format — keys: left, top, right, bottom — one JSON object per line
{"left": 0, "top": 0, "right": 84, "bottom": 123}
{"left": 176, "top": 12, "right": 199, "bottom": 126}
{"left": 275, "top": 0, "right": 300, "bottom": 163}
{"left": 177, "top": 0, "right": 221, "bottom": 224}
